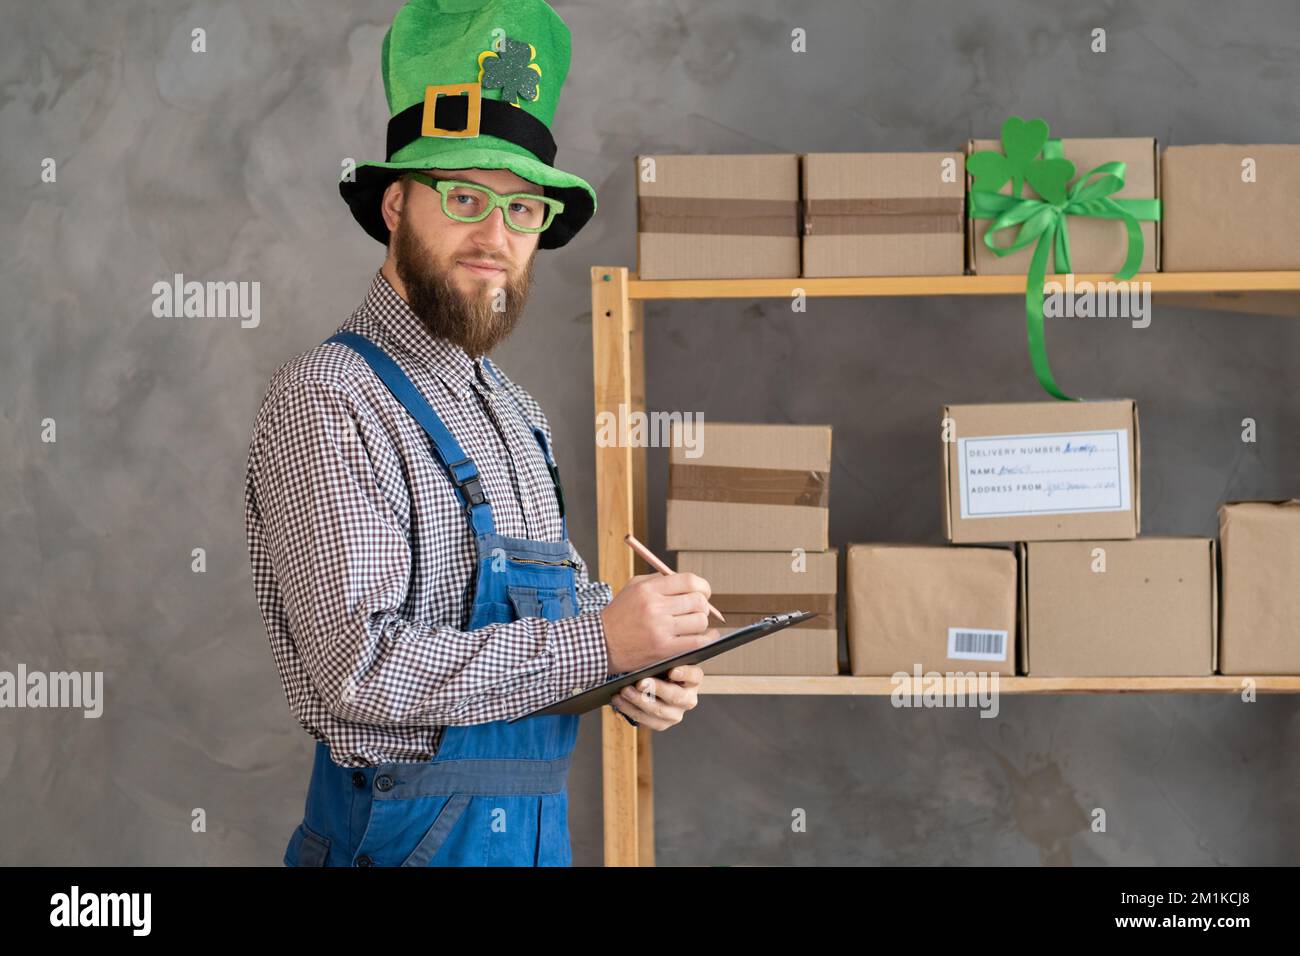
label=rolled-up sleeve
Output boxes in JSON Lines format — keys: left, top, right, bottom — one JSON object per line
{"left": 249, "top": 378, "right": 608, "bottom": 726}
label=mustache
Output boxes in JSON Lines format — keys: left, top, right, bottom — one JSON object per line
{"left": 456, "top": 254, "right": 511, "bottom": 269}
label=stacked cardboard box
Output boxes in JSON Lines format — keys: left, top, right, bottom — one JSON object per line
{"left": 802, "top": 152, "right": 965, "bottom": 277}
{"left": 633, "top": 140, "right": 1300, "bottom": 280}
{"left": 677, "top": 550, "right": 838, "bottom": 676}
{"left": 1019, "top": 538, "right": 1216, "bottom": 677}
{"left": 1162, "top": 146, "right": 1300, "bottom": 271}
{"left": 846, "top": 399, "right": 1220, "bottom": 677}
{"left": 848, "top": 400, "right": 1140, "bottom": 676}
{"left": 635, "top": 154, "right": 800, "bottom": 280}
{"left": 941, "top": 400, "right": 1141, "bottom": 543}
{"left": 846, "top": 544, "right": 1017, "bottom": 676}
{"left": 1218, "top": 500, "right": 1300, "bottom": 674}
{"left": 943, "top": 400, "right": 1214, "bottom": 677}
{"left": 668, "top": 421, "right": 837, "bottom": 675}
{"left": 966, "top": 137, "right": 1161, "bottom": 275}
{"left": 634, "top": 138, "right": 1166, "bottom": 281}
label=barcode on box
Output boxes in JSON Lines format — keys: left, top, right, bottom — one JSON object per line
{"left": 947, "top": 627, "right": 1008, "bottom": 662}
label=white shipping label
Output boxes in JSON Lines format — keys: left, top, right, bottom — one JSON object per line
{"left": 947, "top": 627, "right": 1008, "bottom": 662}
{"left": 957, "top": 428, "right": 1131, "bottom": 518}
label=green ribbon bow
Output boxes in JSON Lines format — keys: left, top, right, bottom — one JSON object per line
{"left": 967, "top": 117, "right": 1162, "bottom": 400}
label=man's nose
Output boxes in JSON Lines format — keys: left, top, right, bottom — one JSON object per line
{"left": 470, "top": 205, "right": 510, "bottom": 250}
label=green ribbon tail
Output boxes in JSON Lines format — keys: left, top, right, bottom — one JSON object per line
{"left": 1025, "top": 228, "right": 1076, "bottom": 402}
{"left": 969, "top": 135, "right": 1163, "bottom": 401}
{"left": 1110, "top": 197, "right": 1161, "bottom": 280}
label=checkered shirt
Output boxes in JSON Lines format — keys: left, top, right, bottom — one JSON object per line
{"left": 243, "top": 269, "right": 612, "bottom": 767}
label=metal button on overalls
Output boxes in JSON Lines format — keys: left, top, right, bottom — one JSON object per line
{"left": 281, "top": 330, "right": 582, "bottom": 867}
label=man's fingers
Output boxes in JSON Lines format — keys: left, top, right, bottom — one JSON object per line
{"left": 615, "top": 684, "right": 680, "bottom": 728}
{"left": 610, "top": 695, "right": 671, "bottom": 730}
{"left": 669, "top": 664, "right": 704, "bottom": 686}
{"left": 664, "top": 590, "right": 710, "bottom": 617}
{"left": 671, "top": 610, "right": 709, "bottom": 635}
{"left": 651, "top": 571, "right": 712, "bottom": 599}
{"left": 630, "top": 677, "right": 693, "bottom": 708}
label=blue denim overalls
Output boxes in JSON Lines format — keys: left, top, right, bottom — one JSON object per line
{"left": 283, "top": 330, "right": 585, "bottom": 866}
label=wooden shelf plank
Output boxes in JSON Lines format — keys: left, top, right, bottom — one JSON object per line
{"left": 698, "top": 674, "right": 1300, "bottom": 695}
{"left": 619, "top": 271, "right": 1300, "bottom": 301}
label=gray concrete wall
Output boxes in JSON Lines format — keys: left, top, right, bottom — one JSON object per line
{"left": 1, "top": 0, "right": 1297, "bottom": 865}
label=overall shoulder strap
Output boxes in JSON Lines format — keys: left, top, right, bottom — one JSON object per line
{"left": 326, "top": 331, "right": 495, "bottom": 536}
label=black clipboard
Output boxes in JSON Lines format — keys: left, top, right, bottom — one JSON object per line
{"left": 508, "top": 610, "right": 817, "bottom": 720}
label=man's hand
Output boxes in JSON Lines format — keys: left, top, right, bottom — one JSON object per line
{"left": 609, "top": 665, "right": 703, "bottom": 731}
{"left": 600, "top": 571, "right": 719, "bottom": 674}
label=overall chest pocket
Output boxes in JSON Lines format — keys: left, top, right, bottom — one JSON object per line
{"left": 506, "top": 584, "right": 577, "bottom": 621}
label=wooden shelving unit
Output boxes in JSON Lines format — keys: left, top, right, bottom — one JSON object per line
{"left": 696, "top": 675, "right": 1300, "bottom": 694}
{"left": 589, "top": 266, "right": 1300, "bottom": 867}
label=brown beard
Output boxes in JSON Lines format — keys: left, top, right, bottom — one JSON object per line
{"left": 391, "top": 208, "right": 536, "bottom": 358}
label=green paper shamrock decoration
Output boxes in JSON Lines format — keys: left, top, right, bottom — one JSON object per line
{"left": 966, "top": 114, "right": 1162, "bottom": 403}
{"left": 967, "top": 116, "right": 1076, "bottom": 205}
{"left": 478, "top": 37, "right": 541, "bottom": 105}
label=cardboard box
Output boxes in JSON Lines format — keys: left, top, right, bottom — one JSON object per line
{"left": 676, "top": 550, "right": 838, "bottom": 675}
{"left": 1218, "top": 500, "right": 1300, "bottom": 674}
{"left": 801, "top": 152, "right": 965, "bottom": 277}
{"left": 846, "top": 544, "right": 1017, "bottom": 676}
{"left": 967, "top": 137, "right": 1159, "bottom": 275}
{"left": 636, "top": 154, "right": 800, "bottom": 279}
{"left": 942, "top": 400, "right": 1140, "bottom": 544}
{"left": 1019, "top": 538, "right": 1216, "bottom": 677}
{"left": 1162, "top": 145, "right": 1300, "bottom": 271}
{"left": 667, "top": 421, "right": 831, "bottom": 551}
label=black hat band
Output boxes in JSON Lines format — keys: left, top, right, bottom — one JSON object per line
{"left": 385, "top": 87, "right": 558, "bottom": 167}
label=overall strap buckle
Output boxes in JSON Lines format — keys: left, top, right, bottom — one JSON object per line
{"left": 447, "top": 457, "right": 487, "bottom": 507}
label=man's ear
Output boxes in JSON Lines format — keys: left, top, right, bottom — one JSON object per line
{"left": 380, "top": 176, "right": 407, "bottom": 234}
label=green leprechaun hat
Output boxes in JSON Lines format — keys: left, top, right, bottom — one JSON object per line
{"left": 339, "top": 0, "right": 596, "bottom": 250}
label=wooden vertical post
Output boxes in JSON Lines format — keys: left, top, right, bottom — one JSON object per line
{"left": 591, "top": 266, "right": 643, "bottom": 866}
{"left": 628, "top": 294, "right": 655, "bottom": 867}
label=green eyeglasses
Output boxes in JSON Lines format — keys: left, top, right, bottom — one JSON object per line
{"left": 407, "top": 172, "right": 565, "bottom": 234}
